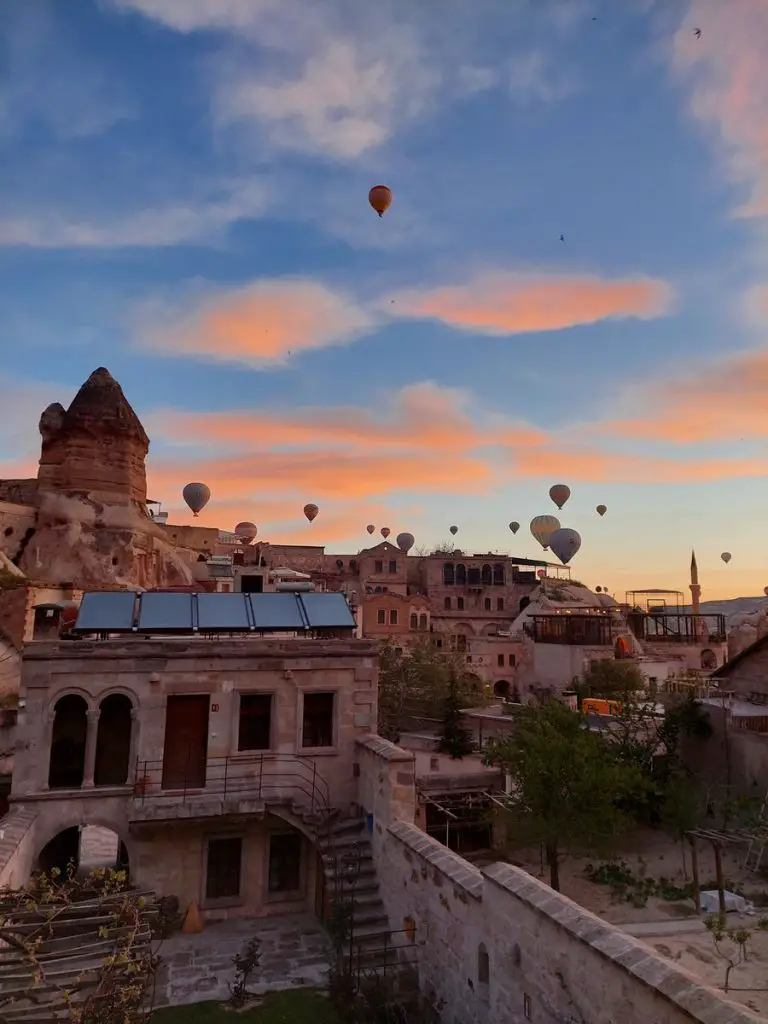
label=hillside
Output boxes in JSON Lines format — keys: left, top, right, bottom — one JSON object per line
{"left": 683, "top": 597, "right": 766, "bottom": 628}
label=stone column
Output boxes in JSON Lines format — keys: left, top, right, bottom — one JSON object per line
{"left": 40, "top": 710, "right": 56, "bottom": 791}
{"left": 82, "top": 708, "right": 101, "bottom": 788}
{"left": 128, "top": 707, "right": 140, "bottom": 784}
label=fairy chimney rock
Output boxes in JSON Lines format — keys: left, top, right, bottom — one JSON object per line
{"left": 37, "top": 367, "right": 149, "bottom": 503}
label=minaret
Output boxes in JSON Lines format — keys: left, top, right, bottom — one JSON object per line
{"left": 692, "top": 548, "right": 704, "bottom": 610}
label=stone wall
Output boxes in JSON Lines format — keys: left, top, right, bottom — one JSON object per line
{"left": 355, "top": 735, "right": 416, "bottom": 862}
{"left": 0, "top": 500, "right": 37, "bottom": 561}
{"left": 374, "top": 820, "right": 762, "bottom": 1024}
{"left": 0, "top": 586, "right": 30, "bottom": 651}
{"left": 0, "top": 806, "right": 38, "bottom": 887}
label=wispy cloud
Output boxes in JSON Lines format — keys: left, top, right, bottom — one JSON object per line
{"left": 672, "top": 0, "right": 768, "bottom": 218}
{"left": 0, "top": 181, "right": 268, "bottom": 250}
{"left": 0, "top": 2, "right": 132, "bottom": 141}
{"left": 386, "top": 271, "right": 675, "bottom": 335}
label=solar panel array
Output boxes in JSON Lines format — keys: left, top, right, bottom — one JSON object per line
{"left": 72, "top": 590, "right": 356, "bottom": 635}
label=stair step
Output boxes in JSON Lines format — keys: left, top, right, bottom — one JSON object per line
{"left": 316, "top": 830, "right": 367, "bottom": 852}
{"left": 324, "top": 863, "right": 377, "bottom": 883}
{"left": 352, "top": 909, "right": 389, "bottom": 928}
{"left": 325, "top": 817, "right": 366, "bottom": 837}
{"left": 348, "top": 890, "right": 383, "bottom": 907}
{"left": 322, "top": 851, "right": 372, "bottom": 867}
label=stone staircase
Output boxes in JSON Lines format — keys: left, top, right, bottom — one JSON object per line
{"left": 289, "top": 802, "right": 396, "bottom": 971}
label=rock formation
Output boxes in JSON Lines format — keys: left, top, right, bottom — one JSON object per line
{"left": 37, "top": 367, "right": 149, "bottom": 503}
{"left": 5, "top": 367, "right": 194, "bottom": 591}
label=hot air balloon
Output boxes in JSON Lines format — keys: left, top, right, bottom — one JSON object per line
{"left": 368, "top": 185, "right": 392, "bottom": 217}
{"left": 549, "top": 527, "right": 581, "bottom": 565}
{"left": 182, "top": 482, "right": 210, "bottom": 517}
{"left": 596, "top": 586, "right": 602, "bottom": 593}
{"left": 449, "top": 525, "right": 458, "bottom": 536}
{"left": 509, "top": 521, "right": 520, "bottom": 534}
{"left": 536, "top": 569, "right": 546, "bottom": 579}
{"left": 596, "top": 505, "right": 607, "bottom": 517}
{"left": 381, "top": 527, "right": 391, "bottom": 539}
{"left": 366, "top": 524, "right": 375, "bottom": 535}
{"left": 549, "top": 484, "right": 571, "bottom": 510}
{"left": 234, "top": 521, "right": 258, "bottom": 544}
{"left": 721, "top": 552, "right": 732, "bottom": 564}
{"left": 396, "top": 532, "right": 414, "bottom": 553}
{"left": 530, "top": 515, "right": 560, "bottom": 550}
{"left": 763, "top": 586, "right": 768, "bottom": 597}
{"left": 304, "top": 503, "right": 319, "bottom": 523}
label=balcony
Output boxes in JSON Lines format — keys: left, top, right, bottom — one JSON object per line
{"left": 524, "top": 615, "right": 614, "bottom": 646}
{"left": 130, "top": 753, "right": 330, "bottom": 824}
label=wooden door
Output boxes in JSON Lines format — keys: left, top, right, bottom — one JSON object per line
{"left": 161, "top": 695, "right": 210, "bottom": 790}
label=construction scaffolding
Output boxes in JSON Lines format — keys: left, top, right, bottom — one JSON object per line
{"left": 418, "top": 790, "right": 508, "bottom": 853}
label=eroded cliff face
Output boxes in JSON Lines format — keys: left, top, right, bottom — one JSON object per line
{"left": 18, "top": 493, "right": 193, "bottom": 590}
{"left": 8, "top": 368, "right": 193, "bottom": 590}
{"left": 37, "top": 368, "right": 149, "bottom": 504}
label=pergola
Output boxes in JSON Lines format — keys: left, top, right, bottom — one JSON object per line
{"left": 686, "top": 825, "right": 768, "bottom": 918}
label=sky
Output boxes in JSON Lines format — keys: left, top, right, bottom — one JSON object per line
{"left": 1, "top": 0, "right": 767, "bottom": 601}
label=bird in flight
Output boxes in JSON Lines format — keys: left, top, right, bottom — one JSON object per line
{"left": 559, "top": 234, "right": 565, "bottom": 242}
{"left": 694, "top": 27, "right": 701, "bottom": 38}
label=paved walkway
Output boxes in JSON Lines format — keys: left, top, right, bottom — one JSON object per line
{"left": 155, "top": 914, "right": 333, "bottom": 1007}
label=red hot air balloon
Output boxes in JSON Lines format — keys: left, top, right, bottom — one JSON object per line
{"left": 303, "top": 503, "right": 319, "bottom": 523}
{"left": 381, "top": 527, "right": 391, "bottom": 539}
{"left": 366, "top": 524, "right": 375, "bottom": 535}
{"left": 368, "top": 185, "right": 392, "bottom": 217}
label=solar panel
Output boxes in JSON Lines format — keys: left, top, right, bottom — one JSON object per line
{"left": 197, "top": 592, "right": 251, "bottom": 631}
{"left": 299, "top": 592, "right": 356, "bottom": 629}
{"left": 74, "top": 592, "right": 137, "bottom": 633}
{"left": 249, "top": 593, "right": 306, "bottom": 630}
{"left": 137, "top": 592, "right": 195, "bottom": 632}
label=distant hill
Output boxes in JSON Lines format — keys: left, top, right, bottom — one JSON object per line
{"left": 682, "top": 597, "right": 766, "bottom": 628}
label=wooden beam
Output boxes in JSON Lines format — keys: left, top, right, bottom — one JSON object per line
{"left": 689, "top": 836, "right": 701, "bottom": 914}
{"left": 713, "top": 841, "right": 726, "bottom": 922}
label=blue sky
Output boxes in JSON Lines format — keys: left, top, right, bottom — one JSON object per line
{"left": 1, "top": 0, "right": 767, "bottom": 600}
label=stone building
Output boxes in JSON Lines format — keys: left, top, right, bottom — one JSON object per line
{"left": 7, "top": 589, "right": 393, "bottom": 944}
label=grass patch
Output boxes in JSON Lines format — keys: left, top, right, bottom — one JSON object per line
{"left": 151, "top": 989, "right": 341, "bottom": 1024}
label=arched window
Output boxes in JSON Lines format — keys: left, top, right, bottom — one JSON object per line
{"left": 48, "top": 694, "right": 88, "bottom": 789}
{"left": 481, "top": 564, "right": 492, "bottom": 586}
{"left": 493, "top": 563, "right": 505, "bottom": 586}
{"left": 443, "top": 563, "right": 455, "bottom": 585}
{"left": 444, "top": 597, "right": 452, "bottom": 610}
{"left": 94, "top": 694, "right": 133, "bottom": 787}
{"left": 455, "top": 563, "right": 466, "bottom": 585}
{"left": 478, "top": 942, "right": 490, "bottom": 986}
{"left": 484, "top": 597, "right": 491, "bottom": 611}
{"left": 419, "top": 613, "right": 428, "bottom": 630}
{"left": 410, "top": 613, "right": 418, "bottom": 630}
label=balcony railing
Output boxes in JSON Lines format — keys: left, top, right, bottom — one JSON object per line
{"left": 132, "top": 752, "right": 330, "bottom": 818}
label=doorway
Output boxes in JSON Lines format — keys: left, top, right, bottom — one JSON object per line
{"left": 162, "top": 695, "right": 210, "bottom": 790}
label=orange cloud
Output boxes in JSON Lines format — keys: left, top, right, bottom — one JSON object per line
{"left": 599, "top": 347, "right": 768, "bottom": 443}
{"left": 513, "top": 444, "right": 768, "bottom": 483}
{"left": 137, "top": 278, "right": 374, "bottom": 366}
{"left": 152, "top": 381, "right": 547, "bottom": 454}
{"left": 673, "top": 0, "right": 768, "bottom": 218}
{"left": 387, "top": 271, "right": 674, "bottom": 335}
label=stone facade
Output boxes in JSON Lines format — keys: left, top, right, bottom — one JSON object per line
{"left": 361, "top": 592, "right": 430, "bottom": 640}
{"left": 356, "top": 741, "right": 763, "bottom": 1024}
{"left": 9, "top": 635, "right": 378, "bottom": 920}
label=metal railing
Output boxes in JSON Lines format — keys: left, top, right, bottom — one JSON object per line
{"left": 132, "top": 752, "right": 330, "bottom": 817}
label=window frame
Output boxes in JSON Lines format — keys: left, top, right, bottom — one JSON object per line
{"left": 299, "top": 690, "right": 338, "bottom": 752}
{"left": 202, "top": 833, "right": 244, "bottom": 907}
{"left": 235, "top": 691, "right": 274, "bottom": 753}
{"left": 265, "top": 829, "right": 305, "bottom": 902}
{"left": 377, "top": 609, "right": 386, "bottom": 625}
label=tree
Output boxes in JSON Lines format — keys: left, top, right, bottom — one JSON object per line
{"left": 377, "top": 637, "right": 485, "bottom": 742}
{"left": 437, "top": 674, "right": 475, "bottom": 759}
{"left": 0, "top": 866, "right": 161, "bottom": 1024}
{"left": 577, "top": 659, "right": 647, "bottom": 701}
{"left": 483, "top": 701, "right": 647, "bottom": 891}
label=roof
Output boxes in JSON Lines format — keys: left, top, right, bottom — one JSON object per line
{"left": 71, "top": 590, "right": 357, "bottom": 635}
{"left": 710, "top": 632, "right": 768, "bottom": 679}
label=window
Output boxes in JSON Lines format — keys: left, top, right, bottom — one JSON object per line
{"left": 497, "top": 598, "right": 504, "bottom": 611}
{"left": 454, "top": 634, "right": 467, "bottom": 653}
{"left": 523, "top": 994, "right": 532, "bottom": 1020}
{"left": 377, "top": 609, "right": 386, "bottom": 624}
{"left": 238, "top": 694, "right": 272, "bottom": 751}
{"left": 374, "top": 560, "right": 383, "bottom": 573}
{"left": 509, "top": 654, "right": 516, "bottom": 667}
{"left": 493, "top": 563, "right": 505, "bottom": 586}
{"left": 457, "top": 597, "right": 465, "bottom": 610}
{"left": 468, "top": 567, "right": 480, "bottom": 586}
{"left": 484, "top": 598, "right": 491, "bottom": 611}
{"left": 410, "top": 613, "right": 418, "bottom": 629}
{"left": 478, "top": 943, "right": 490, "bottom": 986}
{"left": 455, "top": 563, "right": 466, "bottom": 585}
{"left": 205, "top": 837, "right": 242, "bottom": 900}
{"left": 389, "top": 609, "right": 398, "bottom": 625}
{"left": 444, "top": 596, "right": 452, "bottom": 610}
{"left": 497, "top": 653, "right": 505, "bottom": 667}
{"left": 443, "top": 563, "right": 455, "bottom": 585}
{"left": 419, "top": 613, "right": 427, "bottom": 630}
{"left": 434, "top": 636, "right": 443, "bottom": 648}
{"left": 481, "top": 564, "right": 492, "bottom": 586}
{"left": 389, "top": 560, "right": 397, "bottom": 573}
{"left": 268, "top": 833, "right": 302, "bottom": 893}
{"left": 302, "top": 692, "right": 335, "bottom": 748}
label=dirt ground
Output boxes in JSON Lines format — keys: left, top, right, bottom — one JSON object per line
{"left": 475, "top": 830, "right": 768, "bottom": 1016}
